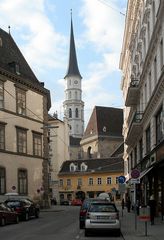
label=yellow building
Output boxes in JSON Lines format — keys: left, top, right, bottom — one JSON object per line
{"left": 58, "top": 157, "right": 124, "bottom": 203}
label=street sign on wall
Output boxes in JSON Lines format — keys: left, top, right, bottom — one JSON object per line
{"left": 131, "top": 169, "right": 140, "bottom": 179}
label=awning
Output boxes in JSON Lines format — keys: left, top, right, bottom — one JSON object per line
{"left": 139, "top": 166, "right": 153, "bottom": 180}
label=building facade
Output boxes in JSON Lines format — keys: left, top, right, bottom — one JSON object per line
{"left": 0, "top": 28, "right": 51, "bottom": 202}
{"left": 63, "top": 18, "right": 84, "bottom": 139}
{"left": 120, "top": 0, "right": 164, "bottom": 215}
{"left": 58, "top": 158, "right": 124, "bottom": 203}
{"left": 48, "top": 114, "right": 70, "bottom": 202}
{"left": 80, "top": 106, "right": 124, "bottom": 159}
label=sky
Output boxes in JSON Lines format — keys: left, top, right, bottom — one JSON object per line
{"left": 0, "top": 0, "right": 127, "bottom": 127}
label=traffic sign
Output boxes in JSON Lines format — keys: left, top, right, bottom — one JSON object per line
{"left": 118, "top": 175, "right": 126, "bottom": 184}
{"left": 131, "top": 178, "right": 140, "bottom": 184}
{"left": 131, "top": 169, "right": 140, "bottom": 179}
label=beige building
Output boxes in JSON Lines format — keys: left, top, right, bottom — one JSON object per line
{"left": 48, "top": 114, "right": 70, "bottom": 202}
{"left": 0, "top": 28, "right": 51, "bottom": 202}
{"left": 81, "top": 106, "right": 123, "bottom": 159}
{"left": 120, "top": 0, "right": 164, "bottom": 213}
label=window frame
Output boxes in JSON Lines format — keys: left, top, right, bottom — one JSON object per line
{"left": 16, "top": 127, "right": 27, "bottom": 154}
{"left": 33, "top": 132, "right": 42, "bottom": 157}
{"left": 0, "top": 81, "right": 4, "bottom": 109}
{"left": 16, "top": 88, "right": 26, "bottom": 116}
{"left": 18, "top": 169, "right": 28, "bottom": 195}
{"left": 0, "top": 167, "right": 6, "bottom": 194}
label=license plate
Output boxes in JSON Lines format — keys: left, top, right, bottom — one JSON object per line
{"left": 97, "top": 216, "right": 110, "bottom": 220}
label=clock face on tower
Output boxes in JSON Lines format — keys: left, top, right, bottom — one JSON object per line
{"left": 74, "top": 80, "right": 78, "bottom": 84}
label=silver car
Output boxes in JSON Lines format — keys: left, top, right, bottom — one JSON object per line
{"left": 85, "top": 201, "right": 120, "bottom": 236}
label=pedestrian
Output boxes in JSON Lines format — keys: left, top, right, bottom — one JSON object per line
{"left": 126, "top": 196, "right": 131, "bottom": 212}
{"left": 121, "top": 198, "right": 125, "bottom": 210}
{"left": 148, "top": 195, "right": 156, "bottom": 225}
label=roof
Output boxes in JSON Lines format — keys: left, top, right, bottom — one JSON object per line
{"left": 110, "top": 142, "right": 124, "bottom": 157}
{"left": 0, "top": 28, "right": 38, "bottom": 83}
{"left": 64, "top": 18, "right": 82, "bottom": 79}
{"left": 70, "top": 136, "right": 81, "bottom": 146}
{"left": 83, "top": 106, "right": 123, "bottom": 139}
{"left": 59, "top": 157, "right": 124, "bottom": 175}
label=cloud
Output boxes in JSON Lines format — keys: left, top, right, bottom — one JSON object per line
{"left": 0, "top": 0, "right": 66, "bottom": 73}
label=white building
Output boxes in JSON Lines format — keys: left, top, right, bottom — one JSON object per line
{"left": 120, "top": 0, "right": 164, "bottom": 213}
{"left": 48, "top": 114, "right": 70, "bottom": 202}
{"left": 0, "top": 28, "right": 51, "bottom": 202}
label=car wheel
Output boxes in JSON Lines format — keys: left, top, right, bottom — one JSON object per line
{"left": 79, "top": 222, "right": 84, "bottom": 229}
{"left": 85, "top": 229, "right": 90, "bottom": 237}
{"left": 35, "top": 210, "right": 40, "bottom": 218}
{"left": 15, "top": 215, "right": 19, "bottom": 224}
{"left": 25, "top": 212, "right": 29, "bottom": 221}
{"left": 1, "top": 217, "right": 6, "bottom": 226}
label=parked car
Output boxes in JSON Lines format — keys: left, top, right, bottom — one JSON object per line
{"left": 71, "top": 199, "right": 82, "bottom": 206}
{"left": 85, "top": 201, "right": 120, "bottom": 236}
{"left": 0, "top": 203, "right": 19, "bottom": 226}
{"left": 5, "top": 198, "right": 40, "bottom": 221}
{"left": 60, "top": 199, "right": 70, "bottom": 205}
{"left": 79, "top": 198, "right": 110, "bottom": 229}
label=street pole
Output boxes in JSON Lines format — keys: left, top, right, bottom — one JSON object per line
{"left": 134, "top": 183, "right": 137, "bottom": 231}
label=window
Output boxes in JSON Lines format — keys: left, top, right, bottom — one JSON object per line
{"left": 146, "top": 126, "right": 151, "bottom": 154}
{"left": 67, "top": 179, "right": 71, "bottom": 186}
{"left": 81, "top": 163, "right": 87, "bottom": 171}
{"left": 16, "top": 127, "right": 27, "bottom": 154}
{"left": 139, "top": 138, "right": 143, "bottom": 161}
{"left": 69, "top": 108, "right": 72, "bottom": 118}
{"left": 0, "top": 81, "right": 4, "bottom": 109}
{"left": 0, "top": 167, "right": 6, "bottom": 194}
{"left": 18, "top": 169, "right": 27, "bottom": 195}
{"left": 97, "top": 177, "right": 102, "bottom": 185}
{"left": 75, "top": 108, "right": 78, "bottom": 118}
{"left": 160, "top": 39, "right": 163, "bottom": 69}
{"left": 107, "top": 177, "right": 112, "bottom": 184}
{"left": 0, "top": 123, "right": 5, "bottom": 150}
{"left": 134, "top": 146, "right": 137, "bottom": 166}
{"left": 88, "top": 177, "right": 93, "bottom": 185}
{"left": 16, "top": 88, "right": 26, "bottom": 115}
{"left": 33, "top": 132, "right": 42, "bottom": 156}
{"left": 154, "top": 57, "right": 157, "bottom": 83}
{"left": 156, "top": 107, "right": 163, "bottom": 144}
{"left": 77, "top": 178, "right": 82, "bottom": 186}
{"left": 75, "top": 91, "right": 77, "bottom": 99}
{"left": 70, "top": 163, "right": 77, "bottom": 172}
{"left": 116, "top": 177, "right": 119, "bottom": 184}
{"left": 59, "top": 179, "right": 63, "bottom": 187}
{"left": 87, "top": 146, "right": 93, "bottom": 159}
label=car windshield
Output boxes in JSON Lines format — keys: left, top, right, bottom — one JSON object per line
{"left": 89, "top": 203, "right": 116, "bottom": 212}
{"left": 6, "top": 201, "right": 21, "bottom": 207}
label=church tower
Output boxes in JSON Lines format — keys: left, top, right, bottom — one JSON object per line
{"left": 63, "top": 16, "right": 84, "bottom": 139}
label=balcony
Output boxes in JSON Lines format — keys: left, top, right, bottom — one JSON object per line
{"left": 125, "top": 78, "right": 139, "bottom": 106}
{"left": 125, "top": 112, "right": 143, "bottom": 146}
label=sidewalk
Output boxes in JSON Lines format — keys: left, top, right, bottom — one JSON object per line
{"left": 120, "top": 207, "right": 164, "bottom": 240}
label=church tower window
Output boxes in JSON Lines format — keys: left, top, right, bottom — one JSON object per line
{"left": 75, "top": 108, "right": 78, "bottom": 118}
{"left": 69, "top": 108, "right": 72, "bottom": 118}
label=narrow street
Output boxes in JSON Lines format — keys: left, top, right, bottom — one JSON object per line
{"left": 0, "top": 206, "right": 123, "bottom": 240}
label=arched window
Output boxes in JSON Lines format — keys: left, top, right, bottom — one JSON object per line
{"left": 87, "top": 146, "right": 93, "bottom": 159}
{"left": 69, "top": 108, "right": 72, "bottom": 118}
{"left": 0, "top": 167, "right": 6, "bottom": 194}
{"left": 75, "top": 108, "right": 78, "bottom": 118}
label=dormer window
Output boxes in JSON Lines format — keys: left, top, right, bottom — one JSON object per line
{"left": 8, "top": 62, "right": 20, "bottom": 75}
{"left": 0, "top": 37, "right": 2, "bottom": 47}
{"left": 70, "top": 163, "right": 77, "bottom": 172}
{"left": 81, "top": 162, "right": 88, "bottom": 172}
{"left": 103, "top": 126, "right": 106, "bottom": 132}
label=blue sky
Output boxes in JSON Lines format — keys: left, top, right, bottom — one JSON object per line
{"left": 0, "top": 0, "right": 127, "bottom": 126}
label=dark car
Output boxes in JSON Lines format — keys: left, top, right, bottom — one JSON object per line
{"left": 60, "top": 199, "right": 70, "bottom": 205}
{"left": 0, "top": 203, "right": 19, "bottom": 226}
{"left": 5, "top": 198, "right": 40, "bottom": 221}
